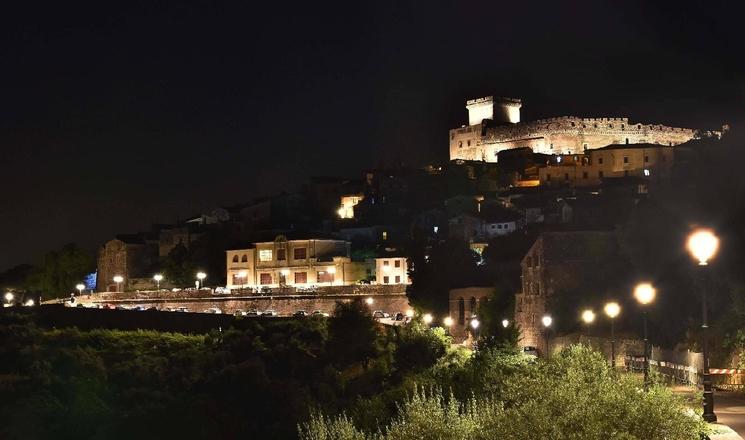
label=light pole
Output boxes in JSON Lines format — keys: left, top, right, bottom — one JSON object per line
{"left": 4, "top": 292, "right": 14, "bottom": 307}
{"left": 542, "top": 315, "right": 553, "bottom": 358}
{"left": 687, "top": 228, "right": 719, "bottom": 423}
{"left": 443, "top": 316, "right": 453, "bottom": 335}
{"left": 196, "top": 272, "right": 207, "bottom": 289}
{"left": 581, "top": 309, "right": 596, "bottom": 340}
{"left": 604, "top": 302, "right": 621, "bottom": 368}
{"left": 76, "top": 283, "right": 86, "bottom": 296}
{"left": 153, "top": 274, "right": 163, "bottom": 290}
{"left": 470, "top": 318, "right": 480, "bottom": 342}
{"left": 634, "top": 282, "right": 656, "bottom": 391}
{"left": 502, "top": 319, "right": 509, "bottom": 328}
{"left": 113, "top": 275, "right": 124, "bottom": 292}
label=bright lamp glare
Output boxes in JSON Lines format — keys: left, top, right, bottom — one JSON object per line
{"left": 365, "top": 297, "right": 374, "bottom": 305}
{"left": 470, "top": 318, "right": 480, "bottom": 329}
{"left": 405, "top": 309, "right": 414, "bottom": 318}
{"left": 76, "top": 283, "right": 85, "bottom": 291}
{"left": 196, "top": 272, "right": 206, "bottom": 280}
{"left": 443, "top": 316, "right": 453, "bottom": 327}
{"left": 423, "top": 313, "right": 433, "bottom": 324}
{"left": 542, "top": 315, "right": 553, "bottom": 328}
{"left": 113, "top": 276, "right": 123, "bottom": 283}
{"left": 634, "top": 283, "right": 656, "bottom": 305}
{"left": 604, "top": 302, "right": 620, "bottom": 319}
{"left": 687, "top": 229, "right": 719, "bottom": 265}
{"left": 153, "top": 274, "right": 163, "bottom": 281}
{"left": 502, "top": 319, "right": 509, "bottom": 328}
{"left": 581, "top": 309, "right": 595, "bottom": 324}
{"left": 4, "top": 292, "right": 13, "bottom": 302}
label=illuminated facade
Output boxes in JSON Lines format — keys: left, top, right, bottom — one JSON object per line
{"left": 226, "top": 236, "right": 370, "bottom": 289}
{"left": 375, "top": 256, "right": 410, "bottom": 285}
{"left": 337, "top": 194, "right": 364, "bottom": 219}
{"left": 449, "top": 96, "right": 700, "bottom": 161}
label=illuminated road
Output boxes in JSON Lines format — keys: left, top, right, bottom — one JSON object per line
{"left": 714, "top": 391, "right": 745, "bottom": 438}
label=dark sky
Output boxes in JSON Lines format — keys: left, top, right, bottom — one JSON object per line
{"left": 1, "top": 0, "right": 744, "bottom": 270}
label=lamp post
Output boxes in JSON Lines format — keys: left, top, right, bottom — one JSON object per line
{"left": 634, "top": 282, "right": 656, "bottom": 391}
{"left": 443, "top": 316, "right": 453, "bottom": 335}
{"left": 153, "top": 274, "right": 163, "bottom": 290}
{"left": 470, "top": 317, "right": 480, "bottom": 342}
{"left": 502, "top": 319, "right": 509, "bottom": 328}
{"left": 604, "top": 302, "right": 621, "bottom": 368}
{"left": 113, "top": 275, "right": 124, "bottom": 292}
{"left": 687, "top": 228, "right": 719, "bottom": 423}
{"left": 542, "top": 315, "right": 553, "bottom": 358}
{"left": 4, "top": 292, "right": 14, "bottom": 307}
{"left": 76, "top": 283, "right": 86, "bottom": 296}
{"left": 423, "top": 313, "right": 433, "bottom": 325}
{"left": 196, "top": 272, "right": 207, "bottom": 289}
{"left": 365, "top": 297, "right": 374, "bottom": 306}
{"left": 581, "top": 309, "right": 596, "bottom": 340}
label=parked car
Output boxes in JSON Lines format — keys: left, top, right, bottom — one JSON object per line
{"left": 293, "top": 310, "right": 308, "bottom": 317}
{"left": 214, "top": 287, "right": 230, "bottom": 294}
{"left": 203, "top": 307, "right": 222, "bottom": 314}
{"left": 261, "top": 310, "right": 278, "bottom": 317}
{"left": 175, "top": 307, "right": 189, "bottom": 313}
{"left": 246, "top": 310, "right": 260, "bottom": 317}
{"left": 373, "top": 310, "right": 390, "bottom": 319}
{"left": 146, "top": 306, "right": 159, "bottom": 312}
{"left": 234, "top": 309, "right": 246, "bottom": 316}
{"left": 311, "top": 310, "right": 329, "bottom": 317}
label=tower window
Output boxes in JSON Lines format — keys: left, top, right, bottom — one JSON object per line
{"left": 624, "top": 156, "right": 629, "bottom": 164}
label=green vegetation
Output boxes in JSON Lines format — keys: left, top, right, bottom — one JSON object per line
{"left": 0, "top": 303, "right": 710, "bottom": 440}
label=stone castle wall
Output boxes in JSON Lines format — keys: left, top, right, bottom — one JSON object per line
{"left": 450, "top": 116, "right": 697, "bottom": 161}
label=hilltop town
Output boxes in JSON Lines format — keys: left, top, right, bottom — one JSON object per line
{"left": 81, "top": 96, "right": 728, "bottom": 349}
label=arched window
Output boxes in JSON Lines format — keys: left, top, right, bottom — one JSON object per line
{"left": 232, "top": 255, "right": 239, "bottom": 263}
{"left": 470, "top": 297, "right": 477, "bottom": 316}
{"left": 458, "top": 298, "right": 465, "bottom": 325}
{"left": 241, "top": 255, "right": 248, "bottom": 262}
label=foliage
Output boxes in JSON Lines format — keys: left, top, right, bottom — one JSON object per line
{"left": 393, "top": 320, "right": 449, "bottom": 373}
{"left": 328, "top": 299, "right": 381, "bottom": 369}
{"left": 25, "top": 243, "right": 94, "bottom": 298}
{"left": 300, "top": 345, "right": 709, "bottom": 440}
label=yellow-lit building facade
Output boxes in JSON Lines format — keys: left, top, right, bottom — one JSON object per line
{"left": 375, "top": 256, "right": 410, "bottom": 285}
{"left": 226, "top": 237, "right": 371, "bottom": 289}
{"left": 337, "top": 194, "right": 364, "bottom": 219}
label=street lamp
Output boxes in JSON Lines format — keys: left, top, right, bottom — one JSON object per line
{"left": 24, "top": 299, "right": 35, "bottom": 307}
{"left": 405, "top": 309, "right": 414, "bottom": 318}
{"left": 153, "top": 274, "right": 163, "bottom": 290}
{"left": 113, "top": 275, "right": 124, "bottom": 292}
{"left": 687, "top": 228, "right": 719, "bottom": 422}
{"left": 365, "top": 297, "right": 374, "bottom": 306}
{"left": 634, "top": 282, "right": 656, "bottom": 391}
{"left": 581, "top": 309, "right": 595, "bottom": 339}
{"left": 196, "top": 272, "right": 207, "bottom": 289}
{"left": 423, "top": 313, "right": 433, "bottom": 325}
{"left": 542, "top": 315, "right": 553, "bottom": 357}
{"left": 470, "top": 318, "right": 480, "bottom": 329}
{"left": 76, "top": 283, "right": 86, "bottom": 296}
{"left": 4, "top": 292, "right": 14, "bottom": 307}
{"left": 443, "top": 316, "right": 453, "bottom": 334}
{"left": 502, "top": 319, "right": 509, "bottom": 328}
{"left": 604, "top": 301, "right": 621, "bottom": 368}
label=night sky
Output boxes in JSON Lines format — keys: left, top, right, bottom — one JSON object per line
{"left": 1, "top": 1, "right": 743, "bottom": 270}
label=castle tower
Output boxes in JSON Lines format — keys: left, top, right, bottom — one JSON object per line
{"left": 466, "top": 96, "right": 521, "bottom": 126}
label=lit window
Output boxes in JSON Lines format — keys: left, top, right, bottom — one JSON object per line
{"left": 644, "top": 169, "right": 650, "bottom": 176}
{"left": 260, "top": 273, "right": 272, "bottom": 284}
{"left": 382, "top": 231, "right": 388, "bottom": 240}
{"left": 232, "top": 255, "right": 239, "bottom": 263}
{"left": 259, "top": 249, "right": 273, "bottom": 261}
{"left": 241, "top": 254, "right": 248, "bottom": 262}
{"left": 293, "top": 248, "right": 307, "bottom": 259}
{"left": 295, "top": 272, "right": 307, "bottom": 284}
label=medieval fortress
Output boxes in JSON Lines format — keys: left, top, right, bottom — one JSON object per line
{"left": 449, "top": 96, "right": 700, "bottom": 161}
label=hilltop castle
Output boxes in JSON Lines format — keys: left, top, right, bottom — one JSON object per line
{"left": 449, "top": 96, "right": 701, "bottom": 161}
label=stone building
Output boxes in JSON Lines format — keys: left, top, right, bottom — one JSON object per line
{"left": 96, "top": 235, "right": 158, "bottom": 292}
{"left": 226, "top": 235, "right": 372, "bottom": 289}
{"left": 448, "top": 287, "right": 493, "bottom": 341}
{"left": 450, "top": 96, "right": 702, "bottom": 161}
{"left": 375, "top": 254, "right": 410, "bottom": 285}
{"left": 538, "top": 143, "right": 682, "bottom": 187}
{"left": 514, "top": 231, "right": 627, "bottom": 349}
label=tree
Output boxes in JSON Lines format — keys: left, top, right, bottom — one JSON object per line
{"left": 26, "top": 244, "right": 94, "bottom": 298}
{"left": 327, "top": 299, "right": 380, "bottom": 369}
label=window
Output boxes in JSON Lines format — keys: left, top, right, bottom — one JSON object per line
{"left": 259, "top": 249, "right": 273, "bottom": 261}
{"left": 644, "top": 155, "right": 649, "bottom": 163}
{"left": 277, "top": 249, "right": 286, "bottom": 261}
{"left": 450, "top": 133, "right": 454, "bottom": 140}
{"left": 546, "top": 174, "right": 551, "bottom": 181}
{"left": 458, "top": 141, "right": 463, "bottom": 148}
{"left": 467, "top": 140, "right": 471, "bottom": 147}
{"left": 599, "top": 171, "right": 604, "bottom": 178}
{"left": 260, "top": 273, "right": 272, "bottom": 285}
{"left": 526, "top": 257, "right": 532, "bottom": 267}
{"left": 637, "top": 124, "right": 641, "bottom": 129}
{"left": 241, "top": 254, "right": 248, "bottom": 262}
{"left": 458, "top": 298, "right": 465, "bottom": 325}
{"left": 582, "top": 171, "right": 588, "bottom": 179}
{"left": 394, "top": 260, "right": 401, "bottom": 268}
{"left": 383, "top": 276, "right": 390, "bottom": 284}
{"left": 382, "top": 231, "right": 388, "bottom": 240}
{"left": 564, "top": 173, "right": 569, "bottom": 181}
{"left": 624, "top": 170, "right": 629, "bottom": 177}
{"left": 295, "top": 272, "right": 307, "bottom": 284}
{"left": 598, "top": 157, "right": 603, "bottom": 164}
{"left": 621, "top": 124, "right": 625, "bottom": 130}
{"left": 571, "top": 122, "right": 575, "bottom": 127}
{"left": 470, "top": 297, "right": 477, "bottom": 315}
{"left": 623, "top": 156, "right": 629, "bottom": 164}
{"left": 232, "top": 255, "right": 239, "bottom": 263}
{"left": 497, "top": 224, "right": 502, "bottom": 229}
{"left": 383, "top": 260, "right": 389, "bottom": 266}
{"left": 293, "top": 248, "right": 307, "bottom": 259}
{"left": 395, "top": 275, "right": 401, "bottom": 283}
{"left": 232, "top": 274, "right": 240, "bottom": 284}
{"left": 317, "top": 271, "right": 334, "bottom": 283}
{"left": 625, "top": 138, "right": 629, "bottom": 144}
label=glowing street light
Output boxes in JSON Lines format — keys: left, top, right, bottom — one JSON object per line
{"left": 405, "top": 309, "right": 414, "bottom": 318}
{"left": 470, "top": 318, "right": 480, "bottom": 329}
{"left": 634, "top": 282, "right": 656, "bottom": 390}
{"left": 687, "top": 228, "right": 720, "bottom": 422}
{"left": 365, "top": 297, "right": 374, "bottom": 305}
{"left": 581, "top": 309, "right": 596, "bottom": 339}
{"left": 196, "top": 272, "right": 207, "bottom": 289}
{"left": 153, "top": 274, "right": 163, "bottom": 290}
{"left": 4, "top": 292, "right": 14, "bottom": 306}
{"left": 604, "top": 301, "right": 621, "bottom": 368}
{"left": 443, "top": 316, "right": 453, "bottom": 327}
{"left": 423, "top": 313, "right": 433, "bottom": 325}
{"left": 76, "top": 283, "right": 86, "bottom": 296}
{"left": 113, "top": 275, "right": 124, "bottom": 292}
{"left": 24, "top": 299, "right": 35, "bottom": 307}
{"left": 502, "top": 319, "right": 509, "bottom": 328}
{"left": 542, "top": 315, "right": 553, "bottom": 357}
